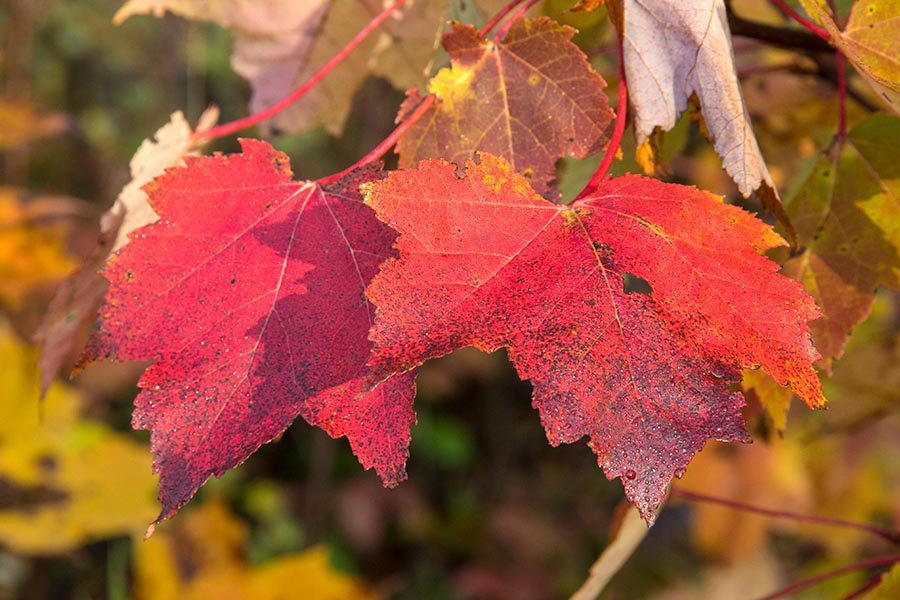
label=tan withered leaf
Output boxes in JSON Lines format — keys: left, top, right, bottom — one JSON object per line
{"left": 782, "top": 115, "right": 900, "bottom": 368}
{"left": 800, "top": 0, "right": 900, "bottom": 115}
{"left": 276, "top": 0, "right": 473, "bottom": 136}
{"left": 397, "top": 18, "right": 613, "bottom": 198}
{"left": 117, "top": 0, "right": 497, "bottom": 136}
{"left": 35, "top": 108, "right": 218, "bottom": 394}
{"left": 115, "top": 1, "right": 329, "bottom": 134}
{"left": 623, "top": 0, "right": 780, "bottom": 203}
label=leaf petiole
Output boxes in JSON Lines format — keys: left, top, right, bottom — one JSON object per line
{"left": 317, "top": 94, "right": 437, "bottom": 186}
{"left": 768, "top": 0, "right": 831, "bottom": 41}
{"left": 480, "top": 0, "right": 529, "bottom": 37}
{"left": 575, "top": 25, "right": 627, "bottom": 201}
{"left": 491, "top": 0, "right": 542, "bottom": 40}
{"left": 756, "top": 554, "right": 900, "bottom": 600}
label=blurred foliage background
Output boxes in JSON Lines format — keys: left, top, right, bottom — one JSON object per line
{"left": 1, "top": 0, "right": 898, "bottom": 598}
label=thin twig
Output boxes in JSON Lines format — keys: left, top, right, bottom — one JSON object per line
{"left": 671, "top": 489, "right": 900, "bottom": 546}
{"left": 756, "top": 554, "right": 900, "bottom": 600}
{"left": 768, "top": 0, "right": 831, "bottom": 40}
{"left": 726, "top": 7, "right": 832, "bottom": 52}
{"left": 492, "top": 0, "right": 541, "bottom": 40}
{"left": 480, "top": 0, "right": 528, "bottom": 37}
{"left": 842, "top": 572, "right": 889, "bottom": 600}
{"left": 317, "top": 94, "right": 436, "bottom": 187}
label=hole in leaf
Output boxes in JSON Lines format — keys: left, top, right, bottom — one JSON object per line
{"left": 621, "top": 272, "right": 653, "bottom": 296}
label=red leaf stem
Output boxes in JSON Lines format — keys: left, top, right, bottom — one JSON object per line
{"left": 318, "top": 94, "right": 437, "bottom": 187}
{"left": 842, "top": 574, "right": 889, "bottom": 600}
{"left": 769, "top": 0, "right": 831, "bottom": 41}
{"left": 192, "top": 0, "right": 406, "bottom": 142}
{"left": 491, "top": 0, "right": 542, "bottom": 40}
{"left": 836, "top": 49, "right": 848, "bottom": 140}
{"left": 480, "top": 0, "right": 529, "bottom": 37}
{"left": 575, "top": 27, "right": 626, "bottom": 201}
{"left": 671, "top": 488, "right": 900, "bottom": 546}
{"left": 756, "top": 554, "right": 900, "bottom": 600}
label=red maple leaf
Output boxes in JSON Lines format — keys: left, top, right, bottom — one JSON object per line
{"left": 363, "top": 154, "right": 824, "bottom": 522}
{"left": 81, "top": 139, "right": 416, "bottom": 523}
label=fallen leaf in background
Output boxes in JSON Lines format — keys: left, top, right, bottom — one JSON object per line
{"left": 870, "top": 563, "right": 900, "bottom": 599}
{"left": 571, "top": 504, "right": 649, "bottom": 600}
{"left": 674, "top": 439, "right": 814, "bottom": 562}
{"left": 0, "top": 322, "right": 158, "bottom": 554}
{"left": 133, "top": 497, "right": 376, "bottom": 600}
{"left": 644, "top": 549, "right": 783, "bottom": 600}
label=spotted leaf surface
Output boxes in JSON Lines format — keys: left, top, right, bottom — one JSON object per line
{"left": 363, "top": 154, "right": 823, "bottom": 522}
{"left": 83, "top": 140, "right": 416, "bottom": 523}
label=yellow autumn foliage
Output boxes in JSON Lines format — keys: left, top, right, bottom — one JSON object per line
{"left": 134, "top": 497, "right": 377, "bottom": 600}
{"left": 0, "top": 323, "right": 159, "bottom": 554}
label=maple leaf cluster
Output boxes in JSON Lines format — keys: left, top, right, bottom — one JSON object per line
{"left": 61, "top": 2, "right": 840, "bottom": 526}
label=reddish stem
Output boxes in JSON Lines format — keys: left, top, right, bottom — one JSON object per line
{"left": 492, "top": 0, "right": 541, "bottom": 40}
{"left": 193, "top": 0, "right": 406, "bottom": 142}
{"left": 317, "top": 94, "right": 437, "bottom": 187}
{"left": 756, "top": 554, "right": 900, "bottom": 600}
{"left": 480, "top": 0, "right": 528, "bottom": 37}
{"left": 769, "top": 0, "right": 831, "bottom": 41}
{"left": 836, "top": 43, "right": 848, "bottom": 140}
{"left": 574, "top": 27, "right": 626, "bottom": 202}
{"left": 671, "top": 489, "right": 900, "bottom": 546}
{"left": 842, "top": 574, "right": 888, "bottom": 600}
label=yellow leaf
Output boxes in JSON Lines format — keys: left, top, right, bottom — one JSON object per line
{"left": 0, "top": 324, "right": 159, "bottom": 554}
{"left": 134, "top": 497, "right": 376, "bottom": 600}
{"left": 742, "top": 368, "right": 792, "bottom": 432}
{"left": 803, "top": 0, "right": 900, "bottom": 115}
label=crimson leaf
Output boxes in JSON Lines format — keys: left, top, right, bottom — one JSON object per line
{"left": 362, "top": 154, "right": 823, "bottom": 522}
{"left": 82, "top": 140, "right": 416, "bottom": 523}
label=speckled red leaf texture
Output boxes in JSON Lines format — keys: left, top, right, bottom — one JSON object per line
{"left": 396, "top": 17, "right": 613, "bottom": 199}
{"left": 363, "top": 155, "right": 824, "bottom": 523}
{"left": 82, "top": 139, "right": 416, "bottom": 523}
